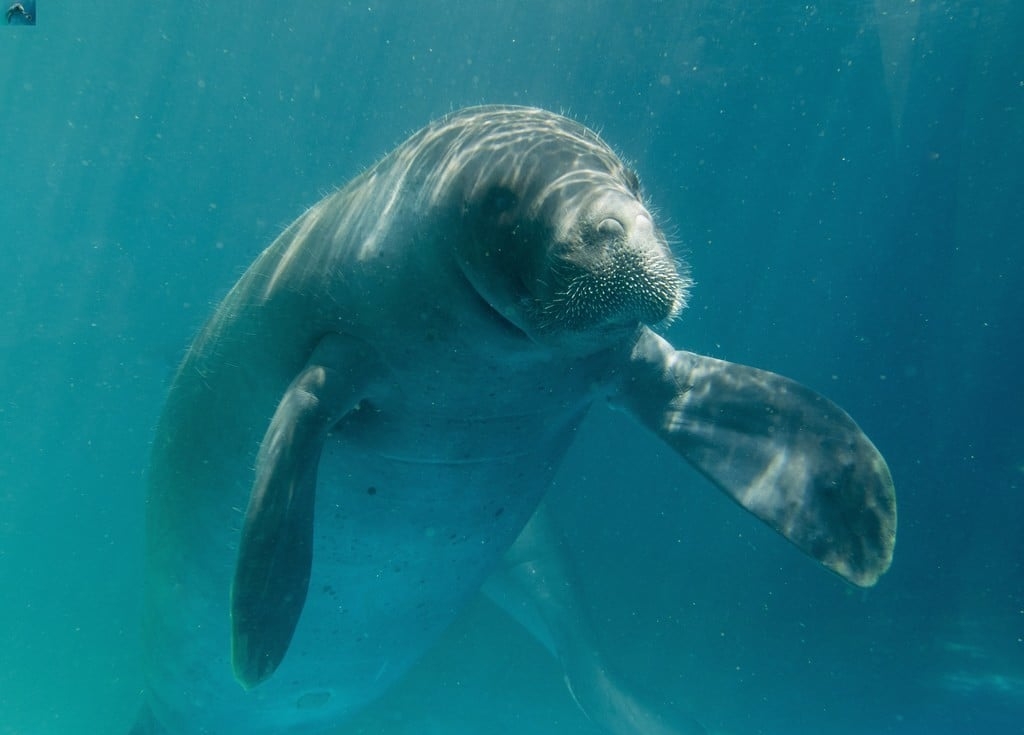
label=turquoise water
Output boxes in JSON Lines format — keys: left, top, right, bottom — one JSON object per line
{"left": 1, "top": 2, "right": 1021, "bottom": 734}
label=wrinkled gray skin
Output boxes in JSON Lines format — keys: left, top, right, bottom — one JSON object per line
{"left": 131, "top": 106, "right": 895, "bottom": 735}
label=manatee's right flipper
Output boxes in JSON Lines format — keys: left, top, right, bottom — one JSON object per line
{"left": 231, "top": 332, "right": 383, "bottom": 689}
{"left": 610, "top": 327, "right": 896, "bottom": 586}
{"left": 484, "top": 504, "right": 707, "bottom": 735}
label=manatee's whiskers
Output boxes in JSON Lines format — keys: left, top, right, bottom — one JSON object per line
{"left": 543, "top": 247, "right": 689, "bottom": 332}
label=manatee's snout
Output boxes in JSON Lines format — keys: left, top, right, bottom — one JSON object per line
{"left": 544, "top": 196, "right": 690, "bottom": 335}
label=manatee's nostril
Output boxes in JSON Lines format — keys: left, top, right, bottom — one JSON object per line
{"left": 597, "top": 218, "right": 625, "bottom": 237}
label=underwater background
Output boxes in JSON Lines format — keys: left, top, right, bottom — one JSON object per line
{"left": 1, "top": 1, "right": 1021, "bottom": 733}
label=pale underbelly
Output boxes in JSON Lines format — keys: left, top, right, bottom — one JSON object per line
{"left": 146, "top": 423, "right": 563, "bottom": 734}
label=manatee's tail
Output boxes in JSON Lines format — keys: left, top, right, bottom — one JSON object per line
{"left": 486, "top": 504, "right": 707, "bottom": 735}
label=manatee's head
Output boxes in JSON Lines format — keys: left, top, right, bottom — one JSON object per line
{"left": 438, "top": 107, "right": 690, "bottom": 353}
{"left": 533, "top": 180, "right": 689, "bottom": 340}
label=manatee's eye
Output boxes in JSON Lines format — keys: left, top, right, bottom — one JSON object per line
{"left": 481, "top": 187, "right": 518, "bottom": 218}
{"left": 597, "top": 218, "right": 625, "bottom": 238}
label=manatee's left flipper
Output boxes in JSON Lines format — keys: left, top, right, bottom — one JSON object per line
{"left": 485, "top": 503, "right": 707, "bottom": 735}
{"left": 610, "top": 327, "right": 896, "bottom": 586}
{"left": 231, "top": 332, "right": 383, "bottom": 689}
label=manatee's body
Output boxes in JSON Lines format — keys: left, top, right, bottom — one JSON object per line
{"left": 133, "top": 106, "right": 895, "bottom": 735}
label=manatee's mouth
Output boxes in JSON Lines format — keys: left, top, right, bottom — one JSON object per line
{"left": 537, "top": 247, "right": 689, "bottom": 333}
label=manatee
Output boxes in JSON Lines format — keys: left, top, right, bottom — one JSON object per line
{"left": 131, "top": 105, "right": 895, "bottom": 734}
